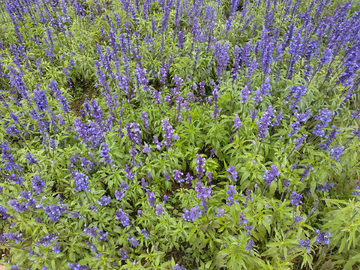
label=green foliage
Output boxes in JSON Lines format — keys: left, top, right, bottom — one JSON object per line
{"left": 0, "top": 0, "right": 359, "bottom": 269}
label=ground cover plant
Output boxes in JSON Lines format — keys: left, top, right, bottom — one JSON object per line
{"left": 0, "top": 0, "right": 360, "bottom": 269}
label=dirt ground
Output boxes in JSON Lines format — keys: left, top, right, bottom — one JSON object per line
{"left": 0, "top": 265, "right": 5, "bottom": 270}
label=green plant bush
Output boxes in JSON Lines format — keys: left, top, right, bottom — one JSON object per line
{"left": 0, "top": 0, "right": 360, "bottom": 269}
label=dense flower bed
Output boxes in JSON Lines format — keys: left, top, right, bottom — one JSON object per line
{"left": 0, "top": 0, "right": 360, "bottom": 269}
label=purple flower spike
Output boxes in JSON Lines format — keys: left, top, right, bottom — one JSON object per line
{"left": 97, "top": 196, "right": 110, "bottom": 206}
{"left": 72, "top": 170, "right": 89, "bottom": 192}
{"left": 195, "top": 154, "right": 206, "bottom": 180}
{"left": 195, "top": 181, "right": 211, "bottom": 201}
{"left": 257, "top": 105, "right": 273, "bottom": 141}
{"left": 100, "top": 143, "right": 112, "bottom": 164}
{"left": 226, "top": 185, "right": 237, "bottom": 206}
{"left": 162, "top": 118, "right": 179, "bottom": 149}
{"left": 115, "top": 208, "right": 130, "bottom": 227}
{"left": 147, "top": 191, "right": 156, "bottom": 208}
{"left": 246, "top": 240, "right": 254, "bottom": 251}
{"left": 182, "top": 206, "right": 202, "bottom": 222}
{"left": 239, "top": 212, "right": 248, "bottom": 225}
{"left": 155, "top": 204, "right": 165, "bottom": 216}
{"left": 290, "top": 191, "right": 303, "bottom": 206}
{"left": 140, "top": 111, "right": 149, "bottom": 130}
{"left": 173, "top": 170, "right": 184, "bottom": 184}
{"left": 263, "top": 165, "right": 280, "bottom": 186}
{"left": 299, "top": 239, "right": 311, "bottom": 252}
{"left": 33, "top": 87, "right": 49, "bottom": 112}
{"left": 233, "top": 114, "right": 242, "bottom": 131}
{"left": 31, "top": 176, "right": 45, "bottom": 194}
{"left": 315, "top": 230, "right": 331, "bottom": 245}
{"left": 330, "top": 146, "right": 345, "bottom": 162}
{"left": 227, "top": 166, "right": 238, "bottom": 182}
{"left": 313, "top": 108, "right": 333, "bottom": 137}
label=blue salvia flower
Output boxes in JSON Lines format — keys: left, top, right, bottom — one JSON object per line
{"left": 226, "top": 185, "right": 237, "bottom": 206}
{"left": 319, "top": 126, "right": 341, "bottom": 150}
{"left": 330, "top": 146, "right": 345, "bottom": 162}
{"left": 316, "top": 183, "right": 334, "bottom": 192}
{"left": 90, "top": 205, "right": 98, "bottom": 212}
{"left": 155, "top": 204, "right": 164, "bottom": 216}
{"left": 33, "top": 86, "right": 49, "bottom": 112}
{"left": 100, "top": 143, "right": 112, "bottom": 164}
{"left": 294, "top": 134, "right": 307, "bottom": 150}
{"left": 185, "top": 173, "right": 193, "bottom": 184}
{"left": 72, "top": 170, "right": 89, "bottom": 192}
{"left": 97, "top": 196, "right": 110, "bottom": 206}
{"left": 301, "top": 164, "right": 313, "bottom": 180}
{"left": 315, "top": 230, "right": 331, "bottom": 245}
{"left": 225, "top": 16, "right": 233, "bottom": 36}
{"left": 182, "top": 206, "right": 202, "bottom": 222}
{"left": 162, "top": 118, "right": 179, "bottom": 149}
{"left": 83, "top": 224, "right": 98, "bottom": 238}
{"left": 285, "top": 85, "right": 308, "bottom": 111}
{"left": 20, "top": 192, "right": 36, "bottom": 209}
{"left": 352, "top": 186, "right": 360, "bottom": 196}
{"left": 98, "top": 229, "right": 108, "bottom": 241}
{"left": 147, "top": 191, "right": 156, "bottom": 208}
{"left": 73, "top": 118, "right": 88, "bottom": 143}
{"left": 48, "top": 80, "right": 69, "bottom": 113}
{"left": 214, "top": 41, "right": 230, "bottom": 81}
{"left": 115, "top": 190, "right": 125, "bottom": 201}
{"left": 290, "top": 191, "right": 303, "bottom": 206}
{"left": 115, "top": 209, "right": 130, "bottom": 227}
{"left": 0, "top": 233, "right": 22, "bottom": 243}
{"left": 206, "top": 171, "right": 214, "bottom": 183}
{"left": 135, "top": 62, "right": 151, "bottom": 93}
{"left": 9, "top": 199, "right": 28, "bottom": 213}
{"left": 52, "top": 244, "right": 60, "bottom": 254}
{"left": 233, "top": 113, "right": 243, "bottom": 131}
{"left": 318, "top": 48, "right": 333, "bottom": 67}
{"left": 227, "top": 166, "right": 238, "bottom": 182}
{"left": 263, "top": 165, "right": 280, "bottom": 186}
{"left": 251, "top": 90, "right": 262, "bottom": 105}
{"left": 126, "top": 123, "right": 142, "bottom": 146}
{"left": 313, "top": 108, "right": 333, "bottom": 137}
{"left": 272, "top": 112, "right": 283, "bottom": 127}
{"left": 160, "top": 0, "right": 173, "bottom": 33}
{"left": 141, "top": 229, "right": 149, "bottom": 239}
{"left": 5, "top": 124, "right": 20, "bottom": 136}
{"left": 195, "top": 181, "right": 211, "bottom": 201}
{"left": 299, "top": 239, "right": 311, "bottom": 252}
{"left": 232, "top": 45, "right": 240, "bottom": 84}
{"left": 0, "top": 206, "right": 10, "bottom": 220}
{"left": 67, "top": 263, "right": 88, "bottom": 270}
{"left": 119, "top": 248, "right": 129, "bottom": 261}
{"left": 43, "top": 204, "right": 67, "bottom": 222}
{"left": 173, "top": 170, "right": 184, "bottom": 184}
{"left": 173, "top": 264, "right": 186, "bottom": 270}
{"left": 260, "top": 76, "right": 271, "bottom": 96}
{"left": 238, "top": 212, "right": 248, "bottom": 225}
{"left": 250, "top": 109, "right": 258, "bottom": 121}
{"left": 246, "top": 240, "right": 254, "bottom": 251}
{"left": 257, "top": 105, "right": 273, "bottom": 141}
{"left": 31, "top": 176, "right": 45, "bottom": 194}
{"left": 127, "top": 233, "right": 139, "bottom": 247}
{"left": 91, "top": 100, "right": 103, "bottom": 126}
{"left": 289, "top": 110, "right": 312, "bottom": 137}
{"left": 243, "top": 224, "right": 253, "bottom": 235}
{"left": 195, "top": 154, "right": 206, "bottom": 180}
{"left": 216, "top": 208, "right": 225, "bottom": 217}
{"left": 293, "top": 212, "right": 305, "bottom": 223}
{"left": 140, "top": 111, "right": 149, "bottom": 130}
{"left": 240, "top": 83, "right": 251, "bottom": 104}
